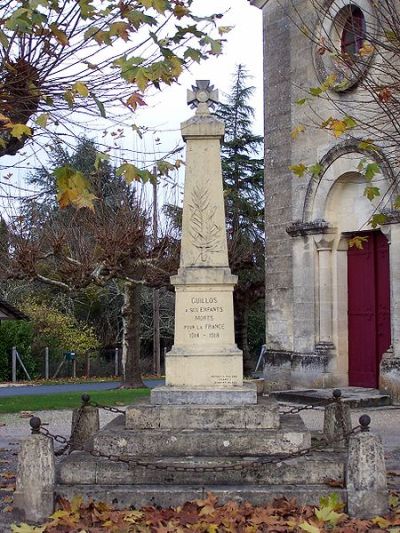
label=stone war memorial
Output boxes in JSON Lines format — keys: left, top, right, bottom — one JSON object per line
{"left": 14, "top": 81, "right": 388, "bottom": 522}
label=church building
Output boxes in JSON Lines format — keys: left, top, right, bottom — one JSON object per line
{"left": 251, "top": 0, "right": 400, "bottom": 400}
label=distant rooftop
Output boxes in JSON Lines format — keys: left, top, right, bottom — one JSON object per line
{"left": 0, "top": 299, "right": 28, "bottom": 321}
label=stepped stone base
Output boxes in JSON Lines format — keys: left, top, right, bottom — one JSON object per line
{"left": 93, "top": 414, "right": 311, "bottom": 457}
{"left": 150, "top": 384, "right": 257, "bottom": 405}
{"left": 56, "top": 483, "right": 347, "bottom": 509}
{"left": 59, "top": 451, "right": 345, "bottom": 486}
{"left": 56, "top": 395, "right": 344, "bottom": 510}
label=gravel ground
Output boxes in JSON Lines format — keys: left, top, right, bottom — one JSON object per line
{"left": 0, "top": 403, "right": 399, "bottom": 530}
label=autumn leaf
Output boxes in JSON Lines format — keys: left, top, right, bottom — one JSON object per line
{"left": 379, "top": 87, "right": 392, "bottom": 102}
{"left": 50, "top": 23, "right": 69, "bottom": 45}
{"left": 364, "top": 185, "right": 380, "bottom": 201}
{"left": 126, "top": 92, "right": 147, "bottom": 110}
{"left": 372, "top": 515, "right": 392, "bottom": 528}
{"left": 35, "top": 113, "right": 49, "bottom": 128}
{"left": 359, "top": 41, "right": 374, "bottom": 56}
{"left": 291, "top": 124, "right": 305, "bottom": 139}
{"left": 289, "top": 163, "right": 307, "bottom": 177}
{"left": 11, "top": 524, "right": 45, "bottom": 533}
{"left": 299, "top": 521, "right": 321, "bottom": 532}
{"left": 10, "top": 123, "right": 32, "bottom": 140}
{"left": 174, "top": 4, "right": 189, "bottom": 18}
{"left": 72, "top": 81, "right": 89, "bottom": 97}
{"left": 54, "top": 165, "right": 95, "bottom": 210}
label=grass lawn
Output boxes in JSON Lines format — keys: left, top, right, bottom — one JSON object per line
{"left": 0, "top": 387, "right": 150, "bottom": 413}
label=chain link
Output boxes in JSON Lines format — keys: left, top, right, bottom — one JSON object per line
{"left": 87, "top": 400, "right": 125, "bottom": 415}
{"left": 279, "top": 397, "right": 337, "bottom": 415}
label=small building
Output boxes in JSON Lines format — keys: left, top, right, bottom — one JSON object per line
{"left": 0, "top": 299, "right": 28, "bottom": 321}
{"left": 251, "top": 0, "right": 400, "bottom": 400}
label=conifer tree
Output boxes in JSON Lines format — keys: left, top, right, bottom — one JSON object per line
{"left": 216, "top": 65, "right": 265, "bottom": 372}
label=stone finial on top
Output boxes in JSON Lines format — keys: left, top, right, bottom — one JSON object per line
{"left": 187, "top": 80, "right": 219, "bottom": 114}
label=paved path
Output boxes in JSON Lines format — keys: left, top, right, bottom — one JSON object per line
{"left": 0, "top": 379, "right": 164, "bottom": 397}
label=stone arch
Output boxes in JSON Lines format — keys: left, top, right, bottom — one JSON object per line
{"left": 302, "top": 139, "right": 395, "bottom": 224}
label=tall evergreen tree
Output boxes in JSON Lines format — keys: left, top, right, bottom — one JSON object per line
{"left": 216, "top": 65, "right": 265, "bottom": 372}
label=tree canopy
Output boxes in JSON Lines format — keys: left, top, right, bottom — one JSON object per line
{"left": 0, "top": 0, "right": 227, "bottom": 208}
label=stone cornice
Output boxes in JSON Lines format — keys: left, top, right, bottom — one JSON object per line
{"left": 248, "top": 0, "right": 269, "bottom": 9}
{"left": 383, "top": 210, "right": 400, "bottom": 224}
{"left": 286, "top": 219, "right": 330, "bottom": 237}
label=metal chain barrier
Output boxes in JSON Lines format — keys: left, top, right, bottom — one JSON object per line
{"left": 30, "top": 389, "right": 366, "bottom": 474}
{"left": 279, "top": 388, "right": 344, "bottom": 415}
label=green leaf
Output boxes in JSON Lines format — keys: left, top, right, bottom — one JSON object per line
{"left": 315, "top": 506, "right": 344, "bottom": 526}
{"left": 343, "top": 115, "right": 357, "bottom": 129}
{"left": 0, "top": 30, "right": 9, "bottom": 47}
{"left": 309, "top": 86, "right": 322, "bottom": 96}
{"left": 394, "top": 196, "right": 400, "bottom": 209}
{"left": 309, "top": 163, "right": 323, "bottom": 178}
{"left": 184, "top": 47, "right": 203, "bottom": 63}
{"left": 358, "top": 140, "right": 378, "bottom": 151}
{"left": 63, "top": 90, "right": 75, "bottom": 108}
{"left": 295, "top": 98, "right": 307, "bottom": 105}
{"left": 116, "top": 162, "right": 140, "bottom": 183}
{"left": 370, "top": 213, "right": 387, "bottom": 228}
{"left": 10, "top": 124, "right": 32, "bottom": 140}
{"left": 364, "top": 186, "right": 380, "bottom": 201}
{"left": 35, "top": 113, "right": 49, "bottom": 128}
{"left": 72, "top": 81, "right": 89, "bottom": 97}
{"left": 153, "top": 0, "right": 168, "bottom": 13}
{"left": 364, "top": 162, "right": 380, "bottom": 180}
{"left": 289, "top": 163, "right": 307, "bottom": 177}
{"left": 94, "top": 151, "right": 110, "bottom": 170}
{"left": 92, "top": 95, "right": 106, "bottom": 117}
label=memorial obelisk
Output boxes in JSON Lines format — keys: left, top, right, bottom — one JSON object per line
{"left": 151, "top": 81, "right": 256, "bottom": 405}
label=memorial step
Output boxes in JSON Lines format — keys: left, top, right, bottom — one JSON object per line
{"left": 126, "top": 396, "right": 279, "bottom": 430}
{"left": 271, "top": 387, "right": 392, "bottom": 408}
{"left": 58, "top": 451, "right": 345, "bottom": 487}
{"left": 55, "top": 483, "right": 347, "bottom": 509}
{"left": 93, "top": 414, "right": 311, "bottom": 457}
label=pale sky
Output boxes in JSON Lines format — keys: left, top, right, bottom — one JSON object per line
{"left": 135, "top": 0, "right": 264, "bottom": 148}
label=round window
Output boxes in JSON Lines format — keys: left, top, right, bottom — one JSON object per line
{"left": 314, "top": 0, "right": 375, "bottom": 92}
{"left": 340, "top": 6, "right": 366, "bottom": 57}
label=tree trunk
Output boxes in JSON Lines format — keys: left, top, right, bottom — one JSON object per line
{"left": 235, "top": 300, "right": 252, "bottom": 375}
{"left": 120, "top": 282, "right": 145, "bottom": 388}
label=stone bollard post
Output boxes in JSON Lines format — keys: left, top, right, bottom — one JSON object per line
{"left": 70, "top": 394, "right": 100, "bottom": 451}
{"left": 346, "top": 415, "right": 388, "bottom": 518}
{"left": 14, "top": 417, "right": 55, "bottom": 523}
{"left": 323, "top": 389, "right": 352, "bottom": 449}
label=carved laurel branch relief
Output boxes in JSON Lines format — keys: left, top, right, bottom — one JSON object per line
{"left": 189, "top": 181, "right": 222, "bottom": 262}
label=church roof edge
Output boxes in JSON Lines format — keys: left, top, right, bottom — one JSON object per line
{"left": 248, "top": 0, "right": 269, "bottom": 9}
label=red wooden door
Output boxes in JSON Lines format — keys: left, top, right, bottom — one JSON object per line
{"left": 348, "top": 231, "right": 391, "bottom": 387}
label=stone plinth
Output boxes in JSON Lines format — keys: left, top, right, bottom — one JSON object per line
{"left": 126, "top": 397, "right": 278, "bottom": 429}
{"left": 150, "top": 385, "right": 257, "bottom": 405}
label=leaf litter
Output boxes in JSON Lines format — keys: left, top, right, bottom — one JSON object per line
{"left": 9, "top": 490, "right": 400, "bottom": 533}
